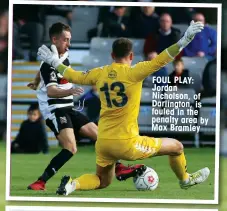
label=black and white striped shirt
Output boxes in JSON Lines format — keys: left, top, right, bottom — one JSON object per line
{"left": 37, "top": 58, "right": 74, "bottom": 120}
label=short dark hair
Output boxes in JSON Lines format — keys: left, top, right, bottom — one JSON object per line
{"left": 173, "top": 58, "right": 183, "bottom": 65}
{"left": 49, "top": 22, "right": 71, "bottom": 39}
{"left": 27, "top": 103, "right": 39, "bottom": 113}
{"left": 112, "top": 38, "right": 133, "bottom": 59}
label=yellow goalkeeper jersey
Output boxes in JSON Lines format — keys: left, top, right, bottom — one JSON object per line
{"left": 60, "top": 48, "right": 174, "bottom": 140}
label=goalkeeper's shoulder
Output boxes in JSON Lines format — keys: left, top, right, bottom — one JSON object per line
{"left": 82, "top": 65, "right": 105, "bottom": 75}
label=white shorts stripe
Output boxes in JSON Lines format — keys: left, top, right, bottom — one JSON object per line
{"left": 51, "top": 113, "right": 59, "bottom": 133}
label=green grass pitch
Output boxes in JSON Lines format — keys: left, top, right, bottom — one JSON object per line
{"left": 10, "top": 145, "right": 215, "bottom": 200}
{"left": 0, "top": 142, "right": 6, "bottom": 210}
{"left": 1, "top": 142, "right": 227, "bottom": 210}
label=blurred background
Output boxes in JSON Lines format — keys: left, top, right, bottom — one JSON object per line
{"left": 2, "top": 1, "right": 223, "bottom": 151}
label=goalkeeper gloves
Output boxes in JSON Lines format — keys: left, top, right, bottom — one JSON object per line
{"left": 37, "top": 45, "right": 63, "bottom": 69}
{"left": 177, "top": 20, "right": 204, "bottom": 50}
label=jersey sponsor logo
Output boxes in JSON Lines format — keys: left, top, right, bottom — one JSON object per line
{"left": 108, "top": 70, "right": 117, "bottom": 79}
{"left": 59, "top": 116, "right": 67, "bottom": 124}
{"left": 50, "top": 71, "right": 57, "bottom": 81}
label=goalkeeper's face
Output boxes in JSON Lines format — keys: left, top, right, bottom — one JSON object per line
{"left": 52, "top": 30, "right": 71, "bottom": 55}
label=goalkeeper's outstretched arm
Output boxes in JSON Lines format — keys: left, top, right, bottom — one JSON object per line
{"left": 37, "top": 45, "right": 100, "bottom": 85}
{"left": 37, "top": 21, "right": 204, "bottom": 85}
{"left": 57, "top": 65, "right": 100, "bottom": 85}
{"left": 128, "top": 21, "right": 204, "bottom": 82}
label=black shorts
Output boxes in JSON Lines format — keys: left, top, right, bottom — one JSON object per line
{"left": 45, "top": 107, "right": 90, "bottom": 138}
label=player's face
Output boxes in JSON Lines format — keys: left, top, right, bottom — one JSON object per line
{"left": 53, "top": 30, "right": 71, "bottom": 55}
{"left": 28, "top": 110, "right": 40, "bottom": 122}
{"left": 174, "top": 61, "right": 184, "bottom": 74}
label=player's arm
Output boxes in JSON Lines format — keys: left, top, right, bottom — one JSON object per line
{"left": 129, "top": 21, "right": 204, "bottom": 82}
{"left": 40, "top": 62, "right": 84, "bottom": 98}
{"left": 42, "top": 51, "right": 84, "bottom": 98}
{"left": 129, "top": 43, "right": 180, "bottom": 82}
{"left": 27, "top": 71, "right": 41, "bottom": 90}
{"left": 57, "top": 66, "right": 100, "bottom": 86}
{"left": 47, "top": 86, "right": 84, "bottom": 98}
{"left": 28, "top": 52, "right": 69, "bottom": 90}
{"left": 37, "top": 46, "right": 101, "bottom": 86}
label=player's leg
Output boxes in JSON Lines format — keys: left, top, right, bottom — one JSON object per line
{"left": 96, "top": 163, "right": 115, "bottom": 189}
{"left": 28, "top": 111, "right": 77, "bottom": 190}
{"left": 56, "top": 164, "right": 115, "bottom": 195}
{"left": 115, "top": 161, "right": 146, "bottom": 181}
{"left": 57, "top": 128, "right": 77, "bottom": 153}
{"left": 79, "top": 122, "right": 98, "bottom": 141}
{"left": 155, "top": 137, "right": 210, "bottom": 189}
{"left": 155, "top": 138, "right": 188, "bottom": 181}
{"left": 71, "top": 111, "right": 142, "bottom": 179}
{"left": 38, "top": 128, "right": 76, "bottom": 180}
{"left": 56, "top": 139, "right": 119, "bottom": 195}
{"left": 61, "top": 163, "right": 115, "bottom": 191}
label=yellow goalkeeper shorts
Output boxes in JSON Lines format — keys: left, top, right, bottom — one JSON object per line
{"left": 95, "top": 136, "right": 162, "bottom": 167}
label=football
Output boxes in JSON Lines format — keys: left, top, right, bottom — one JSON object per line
{"left": 133, "top": 166, "right": 159, "bottom": 191}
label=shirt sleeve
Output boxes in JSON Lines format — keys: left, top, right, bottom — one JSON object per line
{"left": 128, "top": 46, "right": 177, "bottom": 82}
{"left": 57, "top": 66, "right": 101, "bottom": 85}
{"left": 40, "top": 62, "right": 58, "bottom": 87}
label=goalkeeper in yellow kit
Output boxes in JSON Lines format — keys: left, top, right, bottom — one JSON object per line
{"left": 38, "top": 21, "right": 210, "bottom": 195}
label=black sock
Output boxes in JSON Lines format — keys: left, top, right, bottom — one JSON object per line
{"left": 116, "top": 160, "right": 122, "bottom": 166}
{"left": 39, "top": 149, "right": 73, "bottom": 182}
